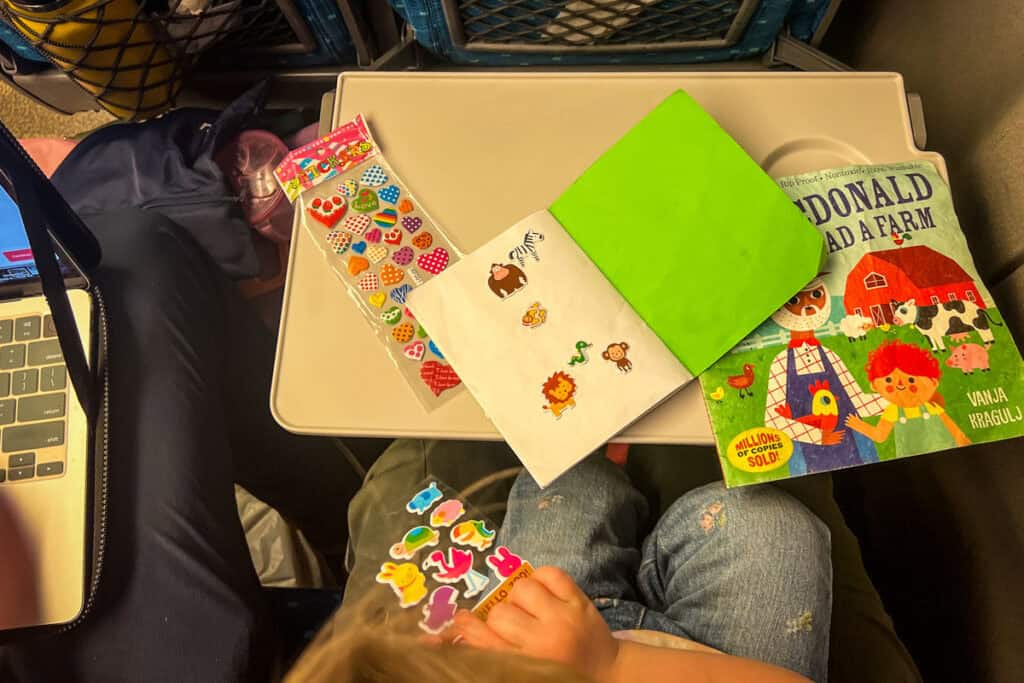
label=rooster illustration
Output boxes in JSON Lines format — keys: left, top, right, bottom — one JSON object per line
{"left": 774, "top": 379, "right": 840, "bottom": 432}
{"left": 726, "top": 364, "right": 756, "bottom": 398}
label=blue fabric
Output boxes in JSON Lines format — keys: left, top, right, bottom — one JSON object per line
{"left": 497, "top": 453, "right": 833, "bottom": 682}
{"left": 390, "top": 0, "right": 794, "bottom": 65}
{"left": 0, "top": 21, "right": 46, "bottom": 63}
{"left": 787, "top": 0, "right": 833, "bottom": 41}
{"left": 50, "top": 82, "right": 269, "bottom": 279}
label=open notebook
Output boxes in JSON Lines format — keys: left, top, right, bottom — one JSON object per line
{"left": 408, "top": 90, "right": 824, "bottom": 486}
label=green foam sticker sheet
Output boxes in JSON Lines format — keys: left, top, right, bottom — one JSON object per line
{"left": 550, "top": 90, "right": 825, "bottom": 375}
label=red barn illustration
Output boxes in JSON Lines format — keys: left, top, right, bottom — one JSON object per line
{"left": 844, "top": 245, "right": 983, "bottom": 325}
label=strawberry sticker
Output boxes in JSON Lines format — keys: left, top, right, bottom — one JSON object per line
{"left": 307, "top": 195, "right": 346, "bottom": 228}
{"left": 420, "top": 361, "right": 461, "bottom": 397}
{"left": 417, "top": 247, "right": 450, "bottom": 275}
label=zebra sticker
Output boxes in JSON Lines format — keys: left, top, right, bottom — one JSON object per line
{"left": 508, "top": 230, "right": 545, "bottom": 267}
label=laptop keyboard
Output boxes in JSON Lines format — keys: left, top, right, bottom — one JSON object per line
{"left": 0, "top": 313, "right": 68, "bottom": 485}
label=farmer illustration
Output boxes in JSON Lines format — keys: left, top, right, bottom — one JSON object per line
{"left": 764, "top": 278, "right": 886, "bottom": 474}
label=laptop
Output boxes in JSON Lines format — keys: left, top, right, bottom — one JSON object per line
{"left": 0, "top": 172, "right": 96, "bottom": 631}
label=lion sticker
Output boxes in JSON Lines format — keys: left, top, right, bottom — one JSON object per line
{"left": 541, "top": 371, "right": 577, "bottom": 418}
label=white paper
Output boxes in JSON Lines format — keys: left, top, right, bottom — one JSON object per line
{"left": 407, "top": 210, "right": 693, "bottom": 487}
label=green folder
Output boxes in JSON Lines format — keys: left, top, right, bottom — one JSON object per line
{"left": 551, "top": 89, "right": 825, "bottom": 375}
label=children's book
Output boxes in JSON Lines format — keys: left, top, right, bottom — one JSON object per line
{"left": 408, "top": 90, "right": 824, "bottom": 487}
{"left": 699, "top": 161, "right": 1024, "bottom": 486}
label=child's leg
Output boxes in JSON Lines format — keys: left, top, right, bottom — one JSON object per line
{"left": 637, "top": 482, "right": 832, "bottom": 682}
{"left": 495, "top": 453, "right": 651, "bottom": 629}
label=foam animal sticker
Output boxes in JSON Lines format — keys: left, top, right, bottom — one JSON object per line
{"left": 391, "top": 525, "right": 441, "bottom": 560}
{"left": 419, "top": 586, "right": 459, "bottom": 635}
{"left": 376, "top": 562, "right": 427, "bottom": 608}
{"left": 541, "top": 371, "right": 578, "bottom": 418}
{"left": 508, "top": 229, "right": 545, "bottom": 267}
{"left": 486, "top": 546, "right": 524, "bottom": 579}
{"left": 568, "top": 341, "right": 592, "bottom": 367}
{"left": 521, "top": 302, "right": 547, "bottom": 328}
{"left": 451, "top": 520, "right": 496, "bottom": 551}
{"left": 602, "top": 342, "right": 632, "bottom": 373}
{"left": 423, "top": 548, "right": 491, "bottom": 598}
{"left": 406, "top": 481, "right": 443, "bottom": 514}
{"left": 488, "top": 263, "right": 528, "bottom": 299}
{"left": 429, "top": 498, "right": 465, "bottom": 528}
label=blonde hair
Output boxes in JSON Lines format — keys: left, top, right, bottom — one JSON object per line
{"left": 284, "top": 597, "right": 592, "bottom": 683}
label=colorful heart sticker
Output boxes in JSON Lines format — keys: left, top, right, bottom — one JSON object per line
{"left": 420, "top": 361, "right": 461, "bottom": 397}
{"left": 381, "top": 306, "right": 403, "bottom": 325}
{"left": 392, "top": 322, "right": 414, "bottom": 343}
{"left": 365, "top": 227, "right": 382, "bottom": 244}
{"left": 368, "top": 291, "right": 386, "bottom": 307}
{"left": 417, "top": 325, "right": 428, "bottom": 338}
{"left": 357, "top": 272, "right": 380, "bottom": 292}
{"left": 403, "top": 340, "right": 426, "bottom": 361}
{"left": 417, "top": 247, "right": 450, "bottom": 275}
{"left": 307, "top": 195, "right": 346, "bottom": 228}
{"left": 351, "top": 240, "right": 367, "bottom": 255}
{"left": 324, "top": 230, "right": 351, "bottom": 255}
{"left": 344, "top": 214, "right": 371, "bottom": 235}
{"left": 398, "top": 199, "right": 414, "bottom": 214}
{"left": 428, "top": 340, "right": 444, "bottom": 359}
{"left": 408, "top": 268, "right": 425, "bottom": 286}
{"left": 361, "top": 164, "right": 388, "bottom": 187}
{"left": 412, "top": 232, "right": 433, "bottom": 250}
{"left": 392, "top": 246, "right": 414, "bottom": 266}
{"left": 353, "top": 189, "right": 379, "bottom": 213}
{"left": 380, "top": 263, "right": 405, "bottom": 287}
{"left": 340, "top": 179, "right": 359, "bottom": 198}
{"left": 404, "top": 307, "right": 415, "bottom": 320}
{"left": 348, "top": 255, "right": 370, "bottom": 276}
{"left": 391, "top": 284, "right": 413, "bottom": 305}
{"left": 366, "top": 244, "right": 388, "bottom": 264}
{"left": 384, "top": 227, "right": 403, "bottom": 246}
{"left": 375, "top": 208, "right": 398, "bottom": 228}
{"left": 379, "top": 185, "right": 400, "bottom": 204}
{"left": 402, "top": 216, "right": 423, "bottom": 234}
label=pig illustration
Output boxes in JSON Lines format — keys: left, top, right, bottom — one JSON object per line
{"left": 945, "top": 343, "right": 990, "bottom": 374}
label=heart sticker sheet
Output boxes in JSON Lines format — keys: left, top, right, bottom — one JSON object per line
{"left": 290, "top": 116, "right": 465, "bottom": 409}
{"left": 367, "top": 478, "right": 534, "bottom": 634}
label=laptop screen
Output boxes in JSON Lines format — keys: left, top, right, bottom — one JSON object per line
{"left": 0, "top": 182, "right": 79, "bottom": 286}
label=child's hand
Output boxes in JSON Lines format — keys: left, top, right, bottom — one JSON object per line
{"left": 449, "top": 566, "right": 619, "bottom": 682}
{"left": 844, "top": 414, "right": 867, "bottom": 434}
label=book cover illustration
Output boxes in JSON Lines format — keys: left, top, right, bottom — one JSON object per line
{"left": 699, "top": 162, "right": 1024, "bottom": 486}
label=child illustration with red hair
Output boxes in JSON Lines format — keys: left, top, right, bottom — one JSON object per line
{"left": 845, "top": 340, "right": 970, "bottom": 451}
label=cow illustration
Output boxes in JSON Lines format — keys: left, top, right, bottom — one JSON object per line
{"left": 891, "top": 298, "right": 1001, "bottom": 352}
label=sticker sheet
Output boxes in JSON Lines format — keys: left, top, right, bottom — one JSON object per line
{"left": 372, "top": 479, "right": 534, "bottom": 634}
{"left": 407, "top": 210, "right": 694, "bottom": 487}
{"left": 284, "top": 116, "right": 465, "bottom": 408}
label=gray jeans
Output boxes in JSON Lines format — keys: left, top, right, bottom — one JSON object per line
{"left": 342, "top": 440, "right": 832, "bottom": 681}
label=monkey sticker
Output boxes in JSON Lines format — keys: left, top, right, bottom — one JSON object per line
{"left": 568, "top": 341, "right": 592, "bottom": 367}
{"left": 602, "top": 342, "right": 632, "bottom": 373}
{"left": 488, "top": 263, "right": 528, "bottom": 299}
{"left": 541, "top": 371, "right": 577, "bottom": 418}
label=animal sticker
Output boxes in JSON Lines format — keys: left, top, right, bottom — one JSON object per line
{"left": 946, "top": 343, "right": 991, "bottom": 374}
{"left": 508, "top": 229, "right": 545, "bottom": 267}
{"left": 602, "top": 342, "right": 632, "bottom": 373}
{"left": 485, "top": 546, "right": 524, "bottom": 579}
{"left": 406, "top": 482, "right": 443, "bottom": 514}
{"left": 429, "top": 498, "right": 465, "bottom": 528}
{"left": 376, "top": 562, "right": 427, "bottom": 608}
{"left": 450, "top": 520, "right": 496, "bottom": 551}
{"left": 568, "top": 341, "right": 592, "bottom": 367}
{"left": 487, "top": 263, "right": 528, "bottom": 299}
{"left": 390, "top": 525, "right": 441, "bottom": 560}
{"left": 542, "top": 371, "right": 577, "bottom": 418}
{"left": 839, "top": 314, "right": 874, "bottom": 341}
{"left": 522, "top": 302, "right": 547, "bottom": 328}
{"left": 892, "top": 298, "right": 1000, "bottom": 352}
{"left": 423, "top": 548, "right": 491, "bottom": 598}
{"left": 419, "top": 586, "right": 459, "bottom": 635}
